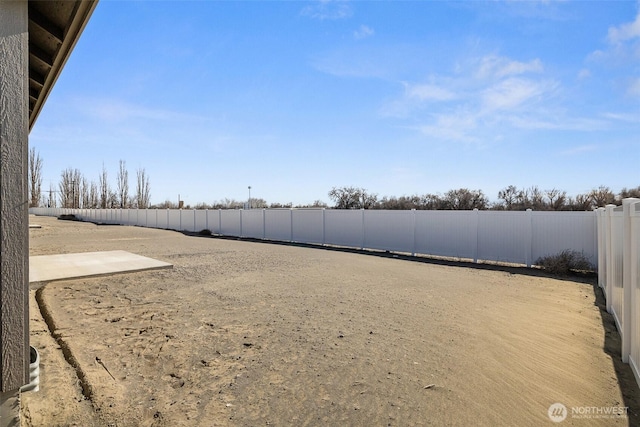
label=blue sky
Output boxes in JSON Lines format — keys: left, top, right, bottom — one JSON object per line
{"left": 31, "top": 0, "right": 640, "bottom": 207}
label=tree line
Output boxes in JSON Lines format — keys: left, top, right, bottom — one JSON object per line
{"left": 29, "top": 149, "right": 151, "bottom": 209}
{"left": 27, "top": 148, "right": 637, "bottom": 211}
{"left": 326, "top": 185, "right": 640, "bottom": 211}
{"left": 149, "top": 185, "right": 639, "bottom": 212}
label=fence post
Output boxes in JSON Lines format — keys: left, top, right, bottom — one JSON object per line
{"left": 524, "top": 209, "right": 533, "bottom": 267}
{"left": 605, "top": 204, "right": 616, "bottom": 313}
{"left": 218, "top": 209, "right": 222, "bottom": 235}
{"left": 622, "top": 198, "right": 639, "bottom": 363}
{"left": 240, "top": 209, "right": 243, "bottom": 237}
{"left": 629, "top": 201, "right": 640, "bottom": 375}
{"left": 596, "top": 208, "right": 606, "bottom": 289}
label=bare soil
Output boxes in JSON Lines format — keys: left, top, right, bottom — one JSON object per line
{"left": 21, "top": 215, "right": 639, "bottom": 426}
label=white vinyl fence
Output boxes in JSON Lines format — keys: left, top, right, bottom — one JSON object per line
{"left": 596, "top": 198, "right": 640, "bottom": 390}
{"left": 30, "top": 207, "right": 597, "bottom": 268}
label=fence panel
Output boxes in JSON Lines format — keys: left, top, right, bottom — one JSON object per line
{"left": 630, "top": 204, "right": 640, "bottom": 387}
{"left": 364, "top": 210, "right": 415, "bottom": 253}
{"left": 167, "top": 209, "right": 181, "bottom": 230}
{"left": 145, "top": 209, "right": 156, "bottom": 228}
{"left": 264, "top": 209, "right": 292, "bottom": 241}
{"left": 242, "top": 210, "right": 265, "bottom": 239}
{"left": 415, "top": 211, "right": 477, "bottom": 260}
{"left": 292, "top": 209, "right": 324, "bottom": 244}
{"left": 478, "top": 211, "right": 528, "bottom": 264}
{"left": 220, "top": 210, "right": 241, "bottom": 236}
{"left": 193, "top": 210, "right": 206, "bottom": 232}
{"left": 597, "top": 208, "right": 607, "bottom": 290}
{"left": 611, "top": 208, "right": 625, "bottom": 333}
{"left": 180, "top": 210, "right": 195, "bottom": 232}
{"left": 99, "top": 209, "right": 108, "bottom": 224}
{"left": 155, "top": 210, "right": 167, "bottom": 229}
{"left": 136, "top": 209, "right": 147, "bottom": 227}
{"left": 531, "top": 211, "right": 598, "bottom": 266}
{"left": 324, "top": 210, "right": 363, "bottom": 248}
{"left": 208, "top": 210, "right": 221, "bottom": 234}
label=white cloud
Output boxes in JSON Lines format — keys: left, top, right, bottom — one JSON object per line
{"left": 379, "top": 52, "right": 612, "bottom": 143}
{"left": 354, "top": 25, "right": 374, "bottom": 40}
{"left": 603, "top": 112, "right": 640, "bottom": 123}
{"left": 405, "top": 83, "right": 456, "bottom": 102}
{"left": 417, "top": 112, "right": 479, "bottom": 143}
{"left": 607, "top": 9, "right": 640, "bottom": 44}
{"left": 589, "top": 8, "right": 640, "bottom": 62}
{"left": 508, "top": 115, "right": 608, "bottom": 131}
{"left": 559, "top": 144, "right": 598, "bottom": 156}
{"left": 301, "top": 0, "right": 352, "bottom": 21}
{"left": 481, "top": 78, "right": 552, "bottom": 111}
{"left": 476, "top": 55, "right": 543, "bottom": 79}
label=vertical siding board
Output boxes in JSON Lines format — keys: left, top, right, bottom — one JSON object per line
{"left": 0, "top": 0, "right": 29, "bottom": 390}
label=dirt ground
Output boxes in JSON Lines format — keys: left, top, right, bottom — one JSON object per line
{"left": 21, "top": 215, "right": 639, "bottom": 426}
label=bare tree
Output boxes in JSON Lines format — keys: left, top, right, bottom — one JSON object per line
{"left": 80, "top": 176, "right": 89, "bottom": 209}
{"left": 328, "top": 186, "right": 377, "bottom": 209}
{"left": 568, "top": 193, "right": 593, "bottom": 211}
{"left": 498, "top": 185, "right": 518, "bottom": 210}
{"left": 117, "top": 160, "right": 129, "bottom": 208}
{"left": 108, "top": 190, "right": 118, "bottom": 208}
{"left": 151, "top": 200, "right": 178, "bottom": 209}
{"left": 135, "top": 168, "right": 151, "bottom": 208}
{"left": 545, "top": 188, "right": 567, "bottom": 210}
{"left": 443, "top": 188, "right": 488, "bottom": 210}
{"left": 47, "top": 182, "right": 56, "bottom": 208}
{"left": 29, "top": 147, "right": 43, "bottom": 207}
{"left": 58, "top": 168, "right": 82, "bottom": 208}
{"left": 617, "top": 186, "right": 640, "bottom": 203}
{"left": 99, "top": 163, "right": 109, "bottom": 209}
{"left": 528, "top": 186, "right": 545, "bottom": 210}
{"left": 88, "top": 181, "right": 99, "bottom": 208}
{"left": 590, "top": 186, "right": 615, "bottom": 208}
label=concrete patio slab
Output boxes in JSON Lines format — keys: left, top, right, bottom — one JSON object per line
{"left": 29, "top": 250, "right": 172, "bottom": 284}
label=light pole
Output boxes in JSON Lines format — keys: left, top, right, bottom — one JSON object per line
{"left": 248, "top": 186, "right": 252, "bottom": 209}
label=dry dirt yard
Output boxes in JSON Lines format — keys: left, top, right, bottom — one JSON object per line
{"left": 22, "top": 215, "right": 639, "bottom": 426}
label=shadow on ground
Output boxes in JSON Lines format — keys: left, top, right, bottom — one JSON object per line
{"left": 592, "top": 285, "right": 640, "bottom": 425}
